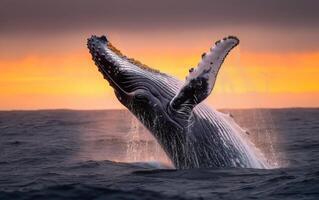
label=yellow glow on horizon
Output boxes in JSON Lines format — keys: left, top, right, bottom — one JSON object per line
{"left": 0, "top": 47, "right": 318, "bottom": 110}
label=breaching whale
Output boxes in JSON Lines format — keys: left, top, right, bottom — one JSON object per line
{"left": 87, "top": 35, "right": 268, "bottom": 169}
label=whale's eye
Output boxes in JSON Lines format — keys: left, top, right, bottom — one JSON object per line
{"left": 135, "top": 93, "right": 149, "bottom": 102}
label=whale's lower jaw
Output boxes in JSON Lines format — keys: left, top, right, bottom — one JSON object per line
{"left": 181, "top": 104, "right": 268, "bottom": 169}
{"left": 87, "top": 35, "right": 268, "bottom": 169}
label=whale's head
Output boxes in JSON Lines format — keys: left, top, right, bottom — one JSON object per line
{"left": 87, "top": 35, "right": 183, "bottom": 133}
{"left": 87, "top": 34, "right": 239, "bottom": 130}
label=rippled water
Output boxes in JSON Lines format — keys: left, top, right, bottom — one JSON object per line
{"left": 0, "top": 109, "right": 318, "bottom": 199}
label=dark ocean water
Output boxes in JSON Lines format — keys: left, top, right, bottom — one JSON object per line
{"left": 0, "top": 109, "right": 318, "bottom": 200}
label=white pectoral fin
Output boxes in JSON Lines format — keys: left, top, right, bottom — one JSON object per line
{"left": 170, "top": 36, "right": 239, "bottom": 112}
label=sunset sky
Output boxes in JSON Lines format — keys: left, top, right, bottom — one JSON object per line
{"left": 1, "top": 0, "right": 318, "bottom": 110}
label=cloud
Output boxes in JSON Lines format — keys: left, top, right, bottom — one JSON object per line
{"left": 1, "top": 0, "right": 318, "bottom": 34}
{"left": 0, "top": 0, "right": 318, "bottom": 56}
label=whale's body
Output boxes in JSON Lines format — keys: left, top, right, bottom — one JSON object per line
{"left": 87, "top": 35, "right": 268, "bottom": 169}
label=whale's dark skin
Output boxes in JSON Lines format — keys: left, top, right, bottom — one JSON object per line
{"left": 87, "top": 35, "right": 267, "bottom": 169}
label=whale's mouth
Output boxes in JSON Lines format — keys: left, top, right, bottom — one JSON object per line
{"left": 87, "top": 35, "right": 161, "bottom": 74}
{"left": 87, "top": 35, "right": 166, "bottom": 97}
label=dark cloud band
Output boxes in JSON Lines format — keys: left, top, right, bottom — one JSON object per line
{"left": 1, "top": 0, "right": 318, "bottom": 34}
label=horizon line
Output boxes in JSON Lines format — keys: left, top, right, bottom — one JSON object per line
{"left": 0, "top": 106, "right": 318, "bottom": 112}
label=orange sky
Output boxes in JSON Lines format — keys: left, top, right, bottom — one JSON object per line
{"left": 1, "top": 0, "right": 318, "bottom": 110}
{"left": 0, "top": 33, "right": 318, "bottom": 110}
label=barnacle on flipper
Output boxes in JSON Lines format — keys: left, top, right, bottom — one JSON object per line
{"left": 107, "top": 42, "right": 164, "bottom": 75}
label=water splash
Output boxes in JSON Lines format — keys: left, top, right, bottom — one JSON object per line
{"left": 125, "top": 115, "right": 173, "bottom": 168}
{"left": 219, "top": 48, "right": 281, "bottom": 168}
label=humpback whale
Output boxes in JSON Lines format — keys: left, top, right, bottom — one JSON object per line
{"left": 87, "top": 35, "right": 268, "bottom": 169}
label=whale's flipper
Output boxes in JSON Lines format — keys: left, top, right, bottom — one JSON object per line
{"left": 170, "top": 36, "right": 239, "bottom": 114}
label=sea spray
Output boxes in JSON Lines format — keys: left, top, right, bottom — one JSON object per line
{"left": 125, "top": 115, "right": 172, "bottom": 167}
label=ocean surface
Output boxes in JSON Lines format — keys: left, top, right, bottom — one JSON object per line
{"left": 0, "top": 108, "right": 318, "bottom": 200}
